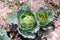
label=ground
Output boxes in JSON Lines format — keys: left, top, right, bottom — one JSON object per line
{"left": 0, "top": 0, "right": 60, "bottom": 40}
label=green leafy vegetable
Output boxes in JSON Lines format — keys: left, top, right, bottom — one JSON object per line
{"left": 6, "top": 4, "right": 40, "bottom": 39}
{"left": 36, "top": 7, "right": 55, "bottom": 30}
{"left": 6, "top": 11, "right": 18, "bottom": 24}
{"left": 17, "top": 4, "right": 40, "bottom": 39}
{"left": 0, "top": 26, "right": 10, "bottom": 40}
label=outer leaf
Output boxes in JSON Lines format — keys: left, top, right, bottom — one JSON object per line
{"left": 18, "top": 21, "right": 40, "bottom": 33}
{"left": 18, "top": 27, "right": 36, "bottom": 39}
{"left": 0, "top": 29, "right": 6, "bottom": 36}
{"left": 0, "top": 35, "right": 10, "bottom": 40}
{"left": 42, "top": 22, "right": 53, "bottom": 30}
{"left": 6, "top": 11, "right": 18, "bottom": 24}
{"left": 0, "top": 26, "right": 10, "bottom": 40}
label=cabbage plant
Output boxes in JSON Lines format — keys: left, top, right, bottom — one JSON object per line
{"left": 36, "top": 7, "right": 55, "bottom": 30}
{"left": 6, "top": 4, "right": 40, "bottom": 39}
{"left": 0, "top": 26, "right": 10, "bottom": 40}
{"left": 6, "top": 4, "right": 55, "bottom": 39}
{"left": 17, "top": 4, "right": 40, "bottom": 39}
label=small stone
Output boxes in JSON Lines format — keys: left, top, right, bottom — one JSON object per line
{"left": 9, "top": 0, "right": 14, "bottom": 2}
{"left": 9, "top": 5, "right": 15, "bottom": 10}
{"left": 2, "top": 13, "right": 8, "bottom": 19}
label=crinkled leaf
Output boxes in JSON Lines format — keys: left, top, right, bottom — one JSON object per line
{"left": 17, "top": 27, "right": 36, "bottom": 39}
{"left": 0, "top": 28, "right": 7, "bottom": 36}
{"left": 18, "top": 21, "right": 40, "bottom": 33}
{"left": 6, "top": 11, "right": 18, "bottom": 24}
{"left": 47, "top": 10, "right": 55, "bottom": 22}
{"left": 17, "top": 21, "right": 40, "bottom": 39}
{"left": 0, "top": 27, "right": 10, "bottom": 40}
{"left": 0, "top": 35, "right": 10, "bottom": 40}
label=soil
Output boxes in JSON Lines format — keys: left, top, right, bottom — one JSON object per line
{"left": 0, "top": 0, "right": 60, "bottom": 40}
